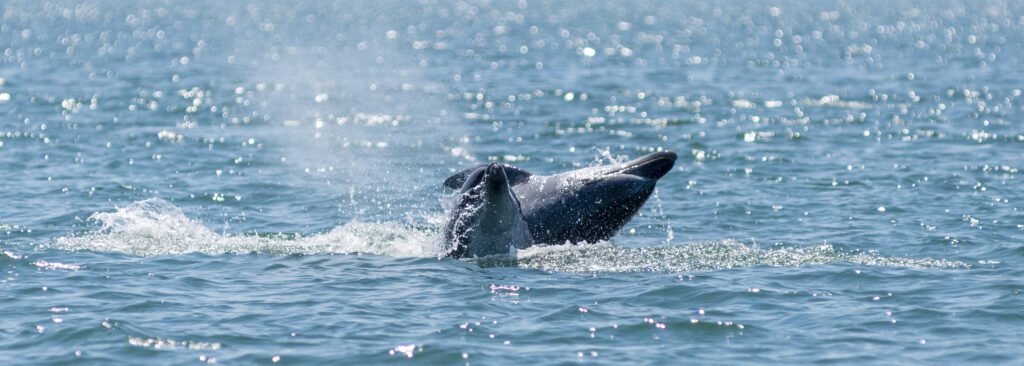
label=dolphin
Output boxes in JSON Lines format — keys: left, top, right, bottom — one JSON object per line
{"left": 443, "top": 163, "right": 534, "bottom": 258}
{"left": 443, "top": 150, "right": 677, "bottom": 258}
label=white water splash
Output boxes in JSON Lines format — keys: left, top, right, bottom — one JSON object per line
{"left": 648, "top": 188, "right": 674, "bottom": 245}
{"left": 51, "top": 199, "right": 969, "bottom": 273}
{"left": 591, "top": 146, "right": 627, "bottom": 166}
{"left": 51, "top": 199, "right": 445, "bottom": 257}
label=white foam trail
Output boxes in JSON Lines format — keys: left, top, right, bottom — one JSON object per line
{"left": 51, "top": 199, "right": 445, "bottom": 257}
{"left": 473, "top": 241, "right": 969, "bottom": 273}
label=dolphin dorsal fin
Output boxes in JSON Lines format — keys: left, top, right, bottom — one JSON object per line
{"left": 443, "top": 164, "right": 532, "bottom": 189}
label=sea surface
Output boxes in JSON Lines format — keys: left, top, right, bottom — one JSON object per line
{"left": 1, "top": 1, "right": 1023, "bottom": 364}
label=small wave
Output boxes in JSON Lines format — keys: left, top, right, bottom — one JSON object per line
{"left": 51, "top": 198, "right": 445, "bottom": 257}
{"left": 128, "top": 336, "right": 222, "bottom": 351}
{"left": 32, "top": 260, "right": 81, "bottom": 271}
{"left": 476, "top": 241, "right": 969, "bottom": 273}
{"left": 1, "top": 250, "right": 23, "bottom": 266}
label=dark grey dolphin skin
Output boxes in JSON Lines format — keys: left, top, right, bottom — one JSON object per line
{"left": 443, "top": 163, "right": 534, "bottom": 258}
{"left": 443, "top": 150, "right": 677, "bottom": 258}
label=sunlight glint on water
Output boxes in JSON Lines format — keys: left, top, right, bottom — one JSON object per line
{"left": 1, "top": 1, "right": 1022, "bottom": 364}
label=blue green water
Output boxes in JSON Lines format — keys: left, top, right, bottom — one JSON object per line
{"left": 1, "top": 1, "right": 1022, "bottom": 364}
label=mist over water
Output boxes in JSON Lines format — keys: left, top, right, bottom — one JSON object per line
{"left": 2, "top": 1, "right": 1023, "bottom": 364}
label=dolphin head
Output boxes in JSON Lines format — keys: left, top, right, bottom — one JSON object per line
{"left": 518, "top": 151, "right": 677, "bottom": 244}
{"left": 605, "top": 150, "right": 677, "bottom": 180}
{"left": 445, "top": 163, "right": 532, "bottom": 258}
{"left": 571, "top": 150, "right": 678, "bottom": 181}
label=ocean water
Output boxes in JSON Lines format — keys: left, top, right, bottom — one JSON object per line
{"left": 1, "top": 1, "right": 1022, "bottom": 364}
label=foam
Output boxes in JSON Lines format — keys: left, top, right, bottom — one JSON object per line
{"left": 507, "top": 240, "right": 970, "bottom": 272}
{"left": 493, "top": 241, "right": 970, "bottom": 273}
{"left": 50, "top": 199, "right": 969, "bottom": 273}
{"left": 51, "top": 199, "right": 445, "bottom": 257}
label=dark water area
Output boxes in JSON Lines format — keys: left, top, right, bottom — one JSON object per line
{"left": 1, "top": 1, "right": 1022, "bottom": 364}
